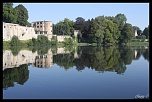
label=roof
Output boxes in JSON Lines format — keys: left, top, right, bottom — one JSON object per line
{"left": 31, "top": 21, "right": 52, "bottom": 23}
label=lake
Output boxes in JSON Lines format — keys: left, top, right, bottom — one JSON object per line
{"left": 3, "top": 46, "right": 149, "bottom": 99}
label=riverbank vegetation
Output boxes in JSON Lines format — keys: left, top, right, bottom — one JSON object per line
{"left": 3, "top": 3, "right": 149, "bottom": 46}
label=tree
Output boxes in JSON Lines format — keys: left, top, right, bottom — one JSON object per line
{"left": 115, "top": 13, "right": 127, "bottom": 24}
{"left": 115, "top": 13, "right": 127, "bottom": 31}
{"left": 142, "top": 26, "right": 149, "bottom": 39}
{"left": 132, "top": 26, "right": 142, "bottom": 36}
{"left": 3, "top": 3, "right": 18, "bottom": 23}
{"left": 14, "top": 4, "right": 29, "bottom": 26}
{"left": 10, "top": 35, "right": 22, "bottom": 46}
{"left": 104, "top": 19, "right": 120, "bottom": 44}
{"left": 95, "top": 29, "right": 104, "bottom": 45}
{"left": 53, "top": 18, "right": 74, "bottom": 36}
{"left": 74, "top": 17, "right": 85, "bottom": 31}
{"left": 119, "top": 23, "right": 134, "bottom": 44}
{"left": 88, "top": 19, "right": 99, "bottom": 43}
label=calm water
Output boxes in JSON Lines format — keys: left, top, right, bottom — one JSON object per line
{"left": 3, "top": 46, "right": 149, "bottom": 99}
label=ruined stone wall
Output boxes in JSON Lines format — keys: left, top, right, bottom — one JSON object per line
{"left": 3, "top": 22, "right": 37, "bottom": 41}
{"left": 57, "top": 35, "right": 72, "bottom": 42}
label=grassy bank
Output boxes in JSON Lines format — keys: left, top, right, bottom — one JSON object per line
{"left": 78, "top": 43, "right": 97, "bottom": 46}
{"left": 127, "top": 42, "right": 149, "bottom": 46}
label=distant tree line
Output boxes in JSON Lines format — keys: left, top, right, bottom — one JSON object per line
{"left": 3, "top": 3, "right": 149, "bottom": 45}
{"left": 53, "top": 15, "right": 149, "bottom": 45}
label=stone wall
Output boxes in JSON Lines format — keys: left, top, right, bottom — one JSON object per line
{"left": 3, "top": 22, "right": 74, "bottom": 42}
{"left": 3, "top": 22, "right": 37, "bottom": 41}
{"left": 3, "top": 47, "right": 75, "bottom": 70}
{"left": 57, "top": 35, "right": 71, "bottom": 42}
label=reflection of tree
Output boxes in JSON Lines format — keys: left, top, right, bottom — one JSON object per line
{"left": 48, "top": 46, "right": 149, "bottom": 74}
{"left": 73, "top": 46, "right": 130, "bottom": 74}
{"left": 29, "top": 46, "right": 50, "bottom": 55}
{"left": 119, "top": 47, "right": 134, "bottom": 65}
{"left": 3, "top": 64, "right": 29, "bottom": 90}
{"left": 53, "top": 54, "right": 75, "bottom": 70}
{"left": 10, "top": 46, "right": 22, "bottom": 56}
{"left": 142, "top": 48, "right": 149, "bottom": 62}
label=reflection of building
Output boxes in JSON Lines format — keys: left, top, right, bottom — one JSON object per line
{"left": 134, "top": 50, "right": 137, "bottom": 59}
{"left": 34, "top": 54, "right": 53, "bottom": 68}
{"left": 3, "top": 47, "right": 73, "bottom": 71}
{"left": 3, "top": 50, "right": 38, "bottom": 71}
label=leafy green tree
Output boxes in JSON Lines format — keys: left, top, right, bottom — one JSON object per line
{"left": 37, "top": 35, "right": 50, "bottom": 45}
{"left": 3, "top": 3, "right": 18, "bottom": 23}
{"left": 53, "top": 18, "right": 74, "bottom": 36}
{"left": 142, "top": 26, "right": 149, "bottom": 39}
{"left": 14, "top": 4, "right": 29, "bottom": 26}
{"left": 95, "top": 29, "right": 104, "bottom": 45}
{"left": 119, "top": 23, "right": 134, "bottom": 44}
{"left": 51, "top": 36, "right": 57, "bottom": 45}
{"left": 74, "top": 17, "right": 85, "bottom": 31}
{"left": 115, "top": 13, "right": 127, "bottom": 31}
{"left": 132, "top": 26, "right": 142, "bottom": 36}
{"left": 88, "top": 19, "right": 99, "bottom": 43}
{"left": 104, "top": 19, "right": 120, "bottom": 44}
{"left": 10, "top": 35, "right": 22, "bottom": 46}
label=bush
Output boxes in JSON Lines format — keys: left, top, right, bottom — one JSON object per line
{"left": 10, "top": 35, "right": 22, "bottom": 46}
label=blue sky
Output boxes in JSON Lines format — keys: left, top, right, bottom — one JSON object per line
{"left": 13, "top": 3, "right": 149, "bottom": 31}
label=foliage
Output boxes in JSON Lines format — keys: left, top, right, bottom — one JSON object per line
{"left": 53, "top": 18, "right": 74, "bottom": 36}
{"left": 132, "top": 26, "right": 142, "bottom": 36}
{"left": 14, "top": 4, "right": 29, "bottom": 26}
{"left": 3, "top": 64, "right": 29, "bottom": 90}
{"left": 53, "top": 53, "right": 75, "bottom": 70}
{"left": 119, "top": 23, "right": 134, "bottom": 44}
{"left": 74, "top": 17, "right": 85, "bottom": 31}
{"left": 142, "top": 26, "right": 149, "bottom": 39}
{"left": 3, "top": 3, "right": 29, "bottom": 26}
{"left": 51, "top": 36, "right": 57, "bottom": 45}
{"left": 37, "top": 35, "right": 50, "bottom": 45}
{"left": 10, "top": 35, "right": 22, "bottom": 46}
{"left": 63, "top": 37, "right": 73, "bottom": 45}
{"left": 10, "top": 46, "right": 22, "bottom": 56}
{"left": 53, "top": 46, "right": 149, "bottom": 74}
{"left": 3, "top": 3, "right": 18, "bottom": 23}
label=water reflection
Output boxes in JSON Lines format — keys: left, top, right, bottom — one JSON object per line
{"left": 3, "top": 64, "right": 29, "bottom": 90}
{"left": 3, "top": 46, "right": 149, "bottom": 90}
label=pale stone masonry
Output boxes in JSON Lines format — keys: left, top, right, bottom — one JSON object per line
{"left": 3, "top": 47, "right": 79, "bottom": 71}
{"left": 3, "top": 21, "right": 79, "bottom": 42}
{"left": 31, "top": 21, "right": 53, "bottom": 35}
{"left": 3, "top": 22, "right": 37, "bottom": 41}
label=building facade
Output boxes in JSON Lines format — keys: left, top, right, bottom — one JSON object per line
{"left": 3, "top": 21, "right": 75, "bottom": 42}
{"left": 31, "top": 21, "right": 53, "bottom": 35}
{"left": 3, "top": 22, "right": 37, "bottom": 41}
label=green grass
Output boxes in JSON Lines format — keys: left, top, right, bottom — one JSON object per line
{"left": 78, "top": 43, "right": 97, "bottom": 46}
{"left": 127, "top": 41, "right": 149, "bottom": 46}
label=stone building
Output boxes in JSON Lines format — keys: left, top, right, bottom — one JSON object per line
{"left": 3, "top": 21, "right": 75, "bottom": 42}
{"left": 31, "top": 21, "right": 53, "bottom": 35}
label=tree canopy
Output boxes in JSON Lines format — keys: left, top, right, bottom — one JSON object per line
{"left": 3, "top": 3, "right": 29, "bottom": 26}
